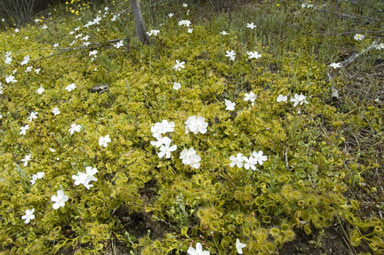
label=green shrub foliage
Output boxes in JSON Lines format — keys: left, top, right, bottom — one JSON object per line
{"left": 0, "top": 1, "right": 383, "bottom": 254}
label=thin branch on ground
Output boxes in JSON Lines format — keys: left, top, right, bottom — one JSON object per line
{"left": 32, "top": 37, "right": 130, "bottom": 63}
{"left": 340, "top": 41, "right": 378, "bottom": 68}
{"left": 284, "top": 147, "right": 289, "bottom": 170}
{"left": 57, "top": 38, "right": 130, "bottom": 52}
{"left": 327, "top": 41, "right": 378, "bottom": 82}
{"left": 349, "top": 0, "right": 384, "bottom": 13}
{"left": 316, "top": 6, "right": 382, "bottom": 22}
{"left": 336, "top": 215, "right": 359, "bottom": 255}
{"left": 322, "top": 30, "right": 384, "bottom": 36}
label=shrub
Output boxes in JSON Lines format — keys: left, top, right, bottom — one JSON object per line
{"left": 0, "top": 0, "right": 383, "bottom": 254}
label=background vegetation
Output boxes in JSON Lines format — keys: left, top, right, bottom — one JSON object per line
{"left": 0, "top": 0, "right": 383, "bottom": 254}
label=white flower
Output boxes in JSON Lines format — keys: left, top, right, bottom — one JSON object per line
{"left": 111, "top": 14, "right": 119, "bottom": 21}
{"left": 168, "top": 13, "right": 174, "bottom": 18}
{"left": 35, "top": 68, "right": 41, "bottom": 74}
{"left": 244, "top": 92, "right": 256, "bottom": 105}
{"left": 25, "top": 66, "right": 33, "bottom": 73}
{"left": 51, "top": 190, "right": 68, "bottom": 210}
{"left": 147, "top": 30, "right": 160, "bottom": 36}
{"left": 21, "top": 154, "right": 32, "bottom": 167}
{"left": 51, "top": 107, "right": 61, "bottom": 115}
{"left": 151, "top": 120, "right": 175, "bottom": 138}
{"left": 302, "top": 3, "right": 314, "bottom": 8}
{"left": 72, "top": 166, "right": 98, "bottom": 189}
{"left": 5, "top": 56, "right": 12, "bottom": 64}
{"left": 42, "top": 25, "right": 47, "bottom": 29}
{"left": 246, "top": 23, "right": 256, "bottom": 29}
{"left": 0, "top": 83, "right": 3, "bottom": 94}
{"left": 252, "top": 151, "right": 267, "bottom": 165}
{"left": 5, "top": 52, "right": 12, "bottom": 65}
{"left": 376, "top": 43, "right": 384, "bottom": 50}
{"left": 220, "top": 31, "right": 229, "bottom": 35}
{"left": 21, "top": 209, "right": 35, "bottom": 224}
{"left": 276, "top": 94, "right": 288, "bottom": 102}
{"left": 185, "top": 116, "right": 208, "bottom": 134}
{"left": 72, "top": 172, "right": 87, "bottom": 187}
{"left": 236, "top": 239, "right": 246, "bottom": 254}
{"left": 151, "top": 135, "right": 170, "bottom": 148}
{"left": 81, "top": 35, "right": 90, "bottom": 41}
{"left": 20, "top": 125, "right": 30, "bottom": 135}
{"left": 31, "top": 172, "right": 44, "bottom": 185}
{"left": 188, "top": 28, "right": 193, "bottom": 33}
{"left": 243, "top": 155, "right": 257, "bottom": 170}
{"left": 99, "top": 135, "right": 111, "bottom": 148}
{"left": 173, "top": 60, "right": 185, "bottom": 71}
{"left": 49, "top": 148, "right": 56, "bottom": 152}
{"left": 5, "top": 74, "right": 17, "bottom": 84}
{"left": 53, "top": 43, "right": 59, "bottom": 48}
{"left": 247, "top": 51, "right": 262, "bottom": 60}
{"left": 183, "top": 3, "right": 188, "bottom": 7}
{"left": 114, "top": 40, "right": 124, "bottom": 48}
{"left": 330, "top": 62, "right": 341, "bottom": 69}
{"left": 290, "top": 93, "right": 308, "bottom": 107}
{"left": 225, "top": 50, "right": 236, "bottom": 61}
{"left": 178, "top": 20, "right": 191, "bottom": 27}
{"left": 158, "top": 137, "right": 177, "bottom": 159}
{"left": 89, "top": 50, "right": 98, "bottom": 57}
{"left": 180, "top": 148, "right": 201, "bottom": 169}
{"left": 27, "top": 112, "right": 38, "bottom": 122}
{"left": 36, "top": 86, "right": 45, "bottom": 95}
{"left": 36, "top": 171, "right": 44, "bottom": 179}
{"left": 230, "top": 153, "right": 245, "bottom": 168}
{"left": 14, "top": 28, "right": 19, "bottom": 33}
{"left": 20, "top": 55, "right": 30, "bottom": 65}
{"left": 69, "top": 123, "right": 82, "bottom": 135}
{"left": 187, "top": 242, "right": 210, "bottom": 255}
{"left": 354, "top": 34, "right": 364, "bottom": 41}
{"left": 224, "top": 99, "right": 236, "bottom": 111}
{"left": 173, "top": 82, "right": 181, "bottom": 90}
{"left": 65, "top": 83, "right": 76, "bottom": 92}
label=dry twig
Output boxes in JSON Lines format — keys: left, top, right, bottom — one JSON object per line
{"left": 33, "top": 37, "right": 130, "bottom": 63}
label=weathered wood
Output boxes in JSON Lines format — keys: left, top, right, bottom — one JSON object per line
{"left": 130, "top": 0, "right": 149, "bottom": 44}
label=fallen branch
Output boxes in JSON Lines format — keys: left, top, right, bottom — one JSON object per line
{"left": 317, "top": 7, "right": 381, "bottom": 22}
{"left": 327, "top": 41, "right": 378, "bottom": 82}
{"left": 32, "top": 37, "right": 130, "bottom": 63}
{"left": 284, "top": 147, "right": 289, "bottom": 170}
{"left": 340, "top": 40, "right": 378, "bottom": 68}
{"left": 320, "top": 30, "right": 384, "bottom": 36}
{"left": 349, "top": 0, "right": 384, "bottom": 13}
{"left": 57, "top": 37, "right": 130, "bottom": 52}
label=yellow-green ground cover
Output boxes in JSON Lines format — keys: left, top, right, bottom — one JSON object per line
{"left": 0, "top": 0, "right": 383, "bottom": 254}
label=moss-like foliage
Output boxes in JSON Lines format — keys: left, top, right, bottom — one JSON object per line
{"left": 0, "top": 0, "right": 383, "bottom": 254}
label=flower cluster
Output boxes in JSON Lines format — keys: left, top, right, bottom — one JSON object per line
{"left": 185, "top": 115, "right": 208, "bottom": 134}
{"left": 31, "top": 172, "right": 44, "bottom": 185}
{"left": 150, "top": 117, "right": 207, "bottom": 166}
{"left": 230, "top": 151, "right": 267, "bottom": 170}
{"left": 151, "top": 120, "right": 177, "bottom": 159}
{"left": 276, "top": 93, "right": 308, "bottom": 107}
{"left": 72, "top": 166, "right": 98, "bottom": 189}
{"left": 180, "top": 148, "right": 201, "bottom": 169}
{"left": 99, "top": 135, "right": 111, "bottom": 148}
{"left": 178, "top": 20, "right": 191, "bottom": 27}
